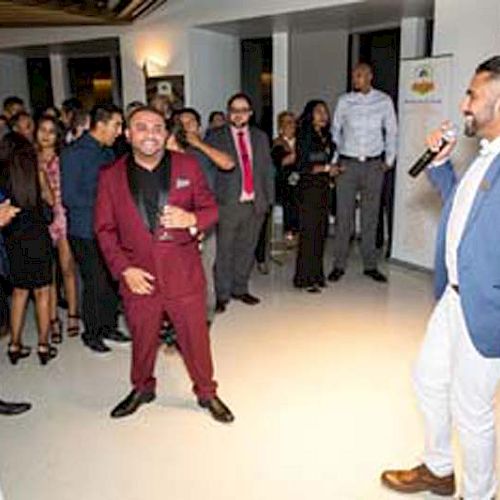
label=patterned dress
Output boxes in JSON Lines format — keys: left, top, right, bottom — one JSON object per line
{"left": 39, "top": 154, "right": 67, "bottom": 244}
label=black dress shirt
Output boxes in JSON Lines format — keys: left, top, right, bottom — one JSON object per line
{"left": 127, "top": 153, "right": 171, "bottom": 233}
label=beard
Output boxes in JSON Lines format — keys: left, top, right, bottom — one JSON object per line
{"left": 464, "top": 114, "right": 477, "bottom": 137}
{"left": 229, "top": 118, "right": 249, "bottom": 129}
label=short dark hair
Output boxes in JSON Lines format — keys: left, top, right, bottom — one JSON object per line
{"left": 3, "top": 96, "right": 24, "bottom": 111}
{"left": 227, "top": 92, "right": 253, "bottom": 111}
{"left": 179, "top": 107, "right": 201, "bottom": 126}
{"left": 476, "top": 56, "right": 500, "bottom": 79}
{"left": 125, "top": 100, "right": 144, "bottom": 116}
{"left": 89, "top": 104, "right": 122, "bottom": 129}
{"left": 71, "top": 109, "right": 90, "bottom": 130}
{"left": 9, "top": 111, "right": 32, "bottom": 129}
{"left": 126, "top": 106, "right": 167, "bottom": 127}
{"left": 208, "top": 111, "right": 225, "bottom": 124}
{"left": 61, "top": 97, "right": 83, "bottom": 113}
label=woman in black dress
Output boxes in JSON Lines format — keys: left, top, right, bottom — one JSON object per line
{"left": 0, "top": 133, "right": 56, "bottom": 365}
{"left": 293, "top": 100, "right": 335, "bottom": 293}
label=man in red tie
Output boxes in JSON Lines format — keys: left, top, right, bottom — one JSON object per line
{"left": 206, "top": 93, "right": 275, "bottom": 314}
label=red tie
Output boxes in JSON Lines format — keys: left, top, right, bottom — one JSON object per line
{"left": 237, "top": 131, "right": 254, "bottom": 195}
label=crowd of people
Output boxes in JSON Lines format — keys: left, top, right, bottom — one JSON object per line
{"left": 0, "top": 62, "right": 397, "bottom": 417}
{"left": 2, "top": 52, "right": 500, "bottom": 500}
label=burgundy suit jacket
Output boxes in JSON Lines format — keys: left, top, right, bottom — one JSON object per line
{"left": 94, "top": 151, "right": 218, "bottom": 299}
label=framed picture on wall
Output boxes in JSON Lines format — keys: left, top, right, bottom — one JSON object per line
{"left": 145, "top": 74, "right": 184, "bottom": 112}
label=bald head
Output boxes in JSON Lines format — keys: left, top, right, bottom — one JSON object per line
{"left": 352, "top": 63, "right": 373, "bottom": 93}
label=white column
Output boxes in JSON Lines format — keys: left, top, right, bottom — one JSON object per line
{"left": 400, "top": 17, "right": 427, "bottom": 59}
{"left": 119, "top": 33, "right": 147, "bottom": 107}
{"left": 49, "top": 52, "right": 69, "bottom": 109}
{"left": 432, "top": 0, "right": 500, "bottom": 168}
{"left": 272, "top": 30, "right": 289, "bottom": 136}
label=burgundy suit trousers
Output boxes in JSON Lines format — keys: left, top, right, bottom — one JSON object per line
{"left": 122, "top": 256, "right": 217, "bottom": 400}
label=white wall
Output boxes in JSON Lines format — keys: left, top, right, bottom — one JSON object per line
{"left": 432, "top": 0, "right": 500, "bottom": 169}
{"left": 188, "top": 28, "right": 240, "bottom": 125}
{"left": 120, "top": 21, "right": 188, "bottom": 106}
{"left": 273, "top": 31, "right": 289, "bottom": 135}
{"left": 289, "top": 28, "right": 348, "bottom": 115}
{"left": 0, "top": 53, "right": 30, "bottom": 111}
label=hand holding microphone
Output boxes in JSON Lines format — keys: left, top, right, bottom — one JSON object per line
{"left": 408, "top": 121, "right": 458, "bottom": 177}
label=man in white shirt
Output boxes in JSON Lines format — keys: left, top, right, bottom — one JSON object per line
{"left": 381, "top": 55, "right": 500, "bottom": 500}
{"left": 328, "top": 62, "right": 397, "bottom": 283}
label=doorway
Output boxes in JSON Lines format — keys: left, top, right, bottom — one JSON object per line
{"left": 240, "top": 37, "right": 273, "bottom": 138}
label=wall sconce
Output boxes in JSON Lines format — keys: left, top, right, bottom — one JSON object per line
{"left": 143, "top": 57, "right": 169, "bottom": 78}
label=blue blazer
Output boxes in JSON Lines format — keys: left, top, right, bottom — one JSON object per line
{"left": 427, "top": 153, "right": 500, "bottom": 357}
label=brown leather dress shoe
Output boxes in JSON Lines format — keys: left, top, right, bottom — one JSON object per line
{"left": 381, "top": 464, "right": 455, "bottom": 496}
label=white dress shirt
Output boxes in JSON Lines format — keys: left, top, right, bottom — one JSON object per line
{"left": 332, "top": 88, "right": 398, "bottom": 166}
{"left": 446, "top": 136, "right": 500, "bottom": 285}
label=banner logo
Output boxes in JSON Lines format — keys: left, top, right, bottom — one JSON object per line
{"left": 410, "top": 64, "right": 436, "bottom": 96}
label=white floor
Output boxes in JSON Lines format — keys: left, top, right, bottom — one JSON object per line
{"left": 0, "top": 248, "right": 491, "bottom": 500}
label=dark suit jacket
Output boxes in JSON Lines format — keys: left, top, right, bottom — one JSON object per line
{"left": 94, "top": 152, "right": 218, "bottom": 299}
{"left": 206, "top": 125, "right": 274, "bottom": 215}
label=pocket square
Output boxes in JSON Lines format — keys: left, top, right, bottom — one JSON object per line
{"left": 176, "top": 177, "right": 191, "bottom": 189}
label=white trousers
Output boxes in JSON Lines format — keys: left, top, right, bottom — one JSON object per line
{"left": 413, "top": 286, "right": 500, "bottom": 499}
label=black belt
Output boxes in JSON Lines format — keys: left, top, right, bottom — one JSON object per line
{"left": 451, "top": 284, "right": 459, "bottom": 294}
{"left": 339, "top": 154, "right": 383, "bottom": 162}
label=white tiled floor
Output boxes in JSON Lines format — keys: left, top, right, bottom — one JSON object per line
{"left": 0, "top": 247, "right": 485, "bottom": 500}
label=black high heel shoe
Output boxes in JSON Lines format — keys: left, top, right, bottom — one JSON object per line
{"left": 37, "top": 343, "right": 57, "bottom": 366}
{"left": 50, "top": 317, "right": 63, "bottom": 344}
{"left": 66, "top": 314, "right": 80, "bottom": 338}
{"left": 7, "top": 343, "right": 31, "bottom": 365}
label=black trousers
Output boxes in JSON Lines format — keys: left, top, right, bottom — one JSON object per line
{"left": 376, "top": 168, "right": 395, "bottom": 256}
{"left": 69, "top": 237, "right": 119, "bottom": 342}
{"left": 282, "top": 184, "right": 300, "bottom": 234}
{"left": 294, "top": 174, "right": 329, "bottom": 288}
{"left": 255, "top": 210, "right": 271, "bottom": 264}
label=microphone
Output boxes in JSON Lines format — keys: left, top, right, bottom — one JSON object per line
{"left": 408, "top": 125, "right": 458, "bottom": 178}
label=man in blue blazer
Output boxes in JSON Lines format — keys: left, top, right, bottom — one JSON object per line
{"left": 382, "top": 56, "right": 500, "bottom": 499}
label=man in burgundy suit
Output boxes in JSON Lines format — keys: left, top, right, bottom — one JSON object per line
{"left": 94, "top": 107, "right": 234, "bottom": 423}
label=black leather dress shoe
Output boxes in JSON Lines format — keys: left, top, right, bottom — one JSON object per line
{"left": 102, "top": 328, "right": 131, "bottom": 343}
{"left": 327, "top": 268, "right": 345, "bottom": 282}
{"left": 82, "top": 336, "right": 111, "bottom": 353}
{"left": 0, "top": 399, "right": 31, "bottom": 416}
{"left": 215, "top": 299, "right": 228, "bottom": 314}
{"left": 231, "top": 293, "right": 260, "bottom": 305}
{"left": 198, "top": 396, "right": 234, "bottom": 423}
{"left": 364, "top": 269, "right": 388, "bottom": 283}
{"left": 110, "top": 390, "right": 156, "bottom": 418}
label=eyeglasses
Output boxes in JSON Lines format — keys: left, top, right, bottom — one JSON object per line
{"left": 229, "top": 107, "right": 252, "bottom": 114}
